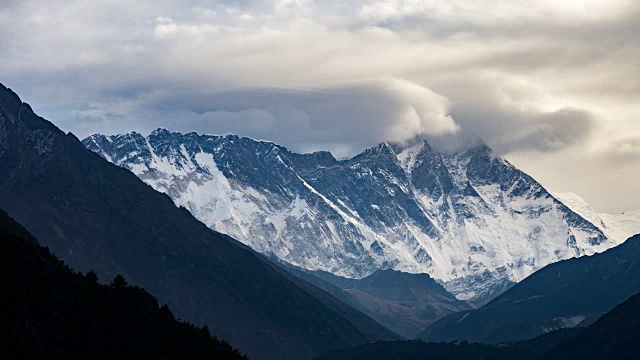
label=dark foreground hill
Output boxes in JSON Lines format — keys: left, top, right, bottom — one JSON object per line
{"left": 419, "top": 233, "right": 640, "bottom": 343}
{"left": 0, "top": 209, "right": 246, "bottom": 360}
{"left": 0, "top": 83, "right": 397, "bottom": 360}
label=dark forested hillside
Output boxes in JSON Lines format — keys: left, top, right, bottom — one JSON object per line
{"left": 0, "top": 209, "right": 246, "bottom": 360}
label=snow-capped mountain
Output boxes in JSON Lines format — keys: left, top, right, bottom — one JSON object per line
{"left": 83, "top": 129, "right": 615, "bottom": 304}
{"left": 552, "top": 192, "right": 640, "bottom": 245}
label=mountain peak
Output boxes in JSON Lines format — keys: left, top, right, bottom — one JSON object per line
{"left": 0, "top": 85, "right": 66, "bottom": 163}
{"left": 150, "top": 128, "right": 171, "bottom": 137}
{"left": 351, "top": 142, "right": 398, "bottom": 162}
{"left": 461, "top": 141, "right": 493, "bottom": 159}
{"left": 391, "top": 134, "right": 492, "bottom": 158}
{"left": 0, "top": 83, "right": 22, "bottom": 113}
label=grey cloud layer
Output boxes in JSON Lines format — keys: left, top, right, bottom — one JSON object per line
{"left": 1, "top": 0, "right": 639, "bottom": 211}
{"left": 67, "top": 79, "right": 457, "bottom": 157}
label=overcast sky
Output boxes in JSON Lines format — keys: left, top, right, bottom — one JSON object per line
{"left": 1, "top": 0, "right": 639, "bottom": 213}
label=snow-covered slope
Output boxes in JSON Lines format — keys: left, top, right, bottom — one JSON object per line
{"left": 553, "top": 192, "right": 640, "bottom": 245}
{"left": 83, "top": 130, "right": 615, "bottom": 304}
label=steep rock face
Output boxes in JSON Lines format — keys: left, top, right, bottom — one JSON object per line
{"left": 0, "top": 83, "right": 398, "bottom": 360}
{"left": 84, "top": 130, "right": 612, "bottom": 303}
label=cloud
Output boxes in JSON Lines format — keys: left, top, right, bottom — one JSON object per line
{"left": 451, "top": 100, "right": 596, "bottom": 155}
{"left": 1, "top": 0, "right": 639, "bottom": 211}
{"left": 598, "top": 137, "right": 640, "bottom": 167}
{"left": 68, "top": 78, "right": 459, "bottom": 157}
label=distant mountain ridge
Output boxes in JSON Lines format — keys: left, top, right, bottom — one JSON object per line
{"left": 85, "top": 128, "right": 614, "bottom": 304}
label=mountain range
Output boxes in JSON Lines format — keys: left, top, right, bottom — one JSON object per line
{"left": 4, "top": 80, "right": 640, "bottom": 359}
{"left": 84, "top": 128, "right": 621, "bottom": 305}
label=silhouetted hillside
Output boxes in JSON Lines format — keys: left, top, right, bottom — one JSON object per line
{"left": 0, "top": 209, "right": 246, "bottom": 360}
